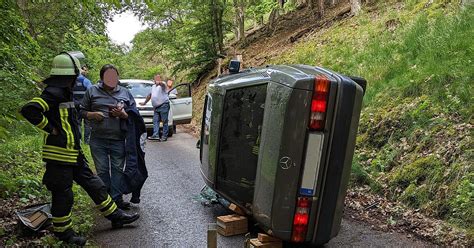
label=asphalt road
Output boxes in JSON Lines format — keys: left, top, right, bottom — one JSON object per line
{"left": 93, "top": 131, "right": 433, "bottom": 248}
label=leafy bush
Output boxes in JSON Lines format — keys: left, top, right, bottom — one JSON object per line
{"left": 270, "top": 1, "right": 473, "bottom": 232}
{"left": 0, "top": 132, "right": 97, "bottom": 245}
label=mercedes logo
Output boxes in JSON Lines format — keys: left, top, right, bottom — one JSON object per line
{"left": 279, "top": 156, "right": 294, "bottom": 170}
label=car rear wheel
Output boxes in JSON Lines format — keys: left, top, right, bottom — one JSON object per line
{"left": 146, "top": 126, "right": 174, "bottom": 138}
{"left": 167, "top": 126, "right": 173, "bottom": 137}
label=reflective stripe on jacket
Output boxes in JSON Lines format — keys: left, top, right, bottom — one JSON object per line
{"left": 21, "top": 86, "right": 81, "bottom": 165}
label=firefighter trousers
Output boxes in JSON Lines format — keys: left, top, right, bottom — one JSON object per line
{"left": 42, "top": 159, "right": 118, "bottom": 237}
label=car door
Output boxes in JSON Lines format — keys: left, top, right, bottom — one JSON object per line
{"left": 169, "top": 83, "right": 192, "bottom": 124}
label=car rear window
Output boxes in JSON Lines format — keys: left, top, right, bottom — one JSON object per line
{"left": 120, "top": 82, "right": 152, "bottom": 98}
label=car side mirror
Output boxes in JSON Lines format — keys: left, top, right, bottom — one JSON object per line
{"left": 169, "top": 93, "right": 177, "bottom": 99}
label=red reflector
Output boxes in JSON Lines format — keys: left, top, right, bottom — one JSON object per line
{"left": 297, "top": 197, "right": 311, "bottom": 208}
{"left": 315, "top": 78, "right": 330, "bottom": 93}
{"left": 293, "top": 212, "right": 309, "bottom": 225}
{"left": 291, "top": 197, "right": 312, "bottom": 243}
{"left": 309, "top": 75, "right": 330, "bottom": 131}
{"left": 311, "top": 99, "right": 327, "bottom": 112}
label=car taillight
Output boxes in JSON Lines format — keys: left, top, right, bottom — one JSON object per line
{"left": 291, "top": 197, "right": 311, "bottom": 242}
{"left": 309, "top": 75, "right": 330, "bottom": 131}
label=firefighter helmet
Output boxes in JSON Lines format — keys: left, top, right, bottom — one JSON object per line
{"left": 50, "top": 53, "right": 80, "bottom": 76}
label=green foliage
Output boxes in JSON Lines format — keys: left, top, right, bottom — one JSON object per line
{"left": 72, "top": 185, "right": 96, "bottom": 235}
{"left": 351, "top": 155, "right": 382, "bottom": 192}
{"left": 0, "top": 133, "right": 47, "bottom": 200}
{"left": 129, "top": 0, "right": 231, "bottom": 80}
{"left": 271, "top": 1, "right": 473, "bottom": 231}
{"left": 1, "top": 2, "right": 120, "bottom": 245}
{"left": 450, "top": 174, "right": 474, "bottom": 228}
{"left": 390, "top": 156, "right": 443, "bottom": 188}
{"left": 0, "top": 1, "right": 123, "bottom": 140}
{"left": 0, "top": 2, "right": 41, "bottom": 138}
{"left": 125, "top": 0, "right": 283, "bottom": 81}
{"left": 14, "top": 0, "right": 119, "bottom": 77}
{"left": 75, "top": 31, "right": 127, "bottom": 83}
{"left": 247, "top": 0, "right": 279, "bottom": 26}
{"left": 272, "top": 4, "right": 473, "bottom": 119}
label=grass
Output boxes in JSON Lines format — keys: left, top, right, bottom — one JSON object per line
{"left": 270, "top": 0, "right": 473, "bottom": 234}
{"left": 0, "top": 121, "right": 96, "bottom": 246}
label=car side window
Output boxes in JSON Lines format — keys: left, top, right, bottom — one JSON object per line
{"left": 169, "top": 83, "right": 191, "bottom": 99}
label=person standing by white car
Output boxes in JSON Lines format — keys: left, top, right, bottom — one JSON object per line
{"left": 167, "top": 79, "right": 177, "bottom": 95}
{"left": 140, "top": 74, "right": 170, "bottom": 141}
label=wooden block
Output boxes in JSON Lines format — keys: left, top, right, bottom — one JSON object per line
{"left": 257, "top": 233, "right": 280, "bottom": 243}
{"left": 28, "top": 211, "right": 43, "bottom": 222}
{"left": 228, "top": 203, "right": 245, "bottom": 215}
{"left": 249, "top": 238, "right": 282, "bottom": 248}
{"left": 30, "top": 213, "right": 48, "bottom": 228}
{"left": 216, "top": 214, "right": 248, "bottom": 236}
{"left": 217, "top": 225, "right": 247, "bottom": 236}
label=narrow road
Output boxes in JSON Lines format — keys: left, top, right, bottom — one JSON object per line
{"left": 93, "top": 131, "right": 432, "bottom": 247}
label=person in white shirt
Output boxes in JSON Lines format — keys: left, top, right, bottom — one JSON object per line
{"left": 140, "top": 74, "right": 170, "bottom": 141}
{"left": 167, "top": 79, "right": 178, "bottom": 95}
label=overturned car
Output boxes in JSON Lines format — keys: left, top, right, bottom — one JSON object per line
{"left": 199, "top": 64, "right": 366, "bottom": 246}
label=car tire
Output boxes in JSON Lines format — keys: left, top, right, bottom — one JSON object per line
{"left": 168, "top": 126, "right": 174, "bottom": 137}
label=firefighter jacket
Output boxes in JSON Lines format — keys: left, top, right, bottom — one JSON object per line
{"left": 21, "top": 85, "right": 81, "bottom": 165}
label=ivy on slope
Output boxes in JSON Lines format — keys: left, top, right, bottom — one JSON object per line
{"left": 271, "top": 1, "right": 473, "bottom": 235}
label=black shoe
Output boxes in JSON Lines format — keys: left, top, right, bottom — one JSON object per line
{"left": 107, "top": 209, "right": 140, "bottom": 229}
{"left": 57, "top": 231, "right": 87, "bottom": 246}
{"left": 161, "top": 137, "right": 167, "bottom": 142}
{"left": 116, "top": 200, "right": 131, "bottom": 210}
{"left": 130, "top": 196, "right": 140, "bottom": 204}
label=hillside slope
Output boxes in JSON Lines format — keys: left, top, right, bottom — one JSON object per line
{"left": 189, "top": 0, "right": 473, "bottom": 245}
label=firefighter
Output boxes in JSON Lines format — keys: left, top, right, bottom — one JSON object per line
{"left": 20, "top": 52, "right": 140, "bottom": 246}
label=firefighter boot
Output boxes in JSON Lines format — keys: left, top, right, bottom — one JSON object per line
{"left": 56, "top": 230, "right": 87, "bottom": 246}
{"left": 107, "top": 209, "right": 140, "bottom": 229}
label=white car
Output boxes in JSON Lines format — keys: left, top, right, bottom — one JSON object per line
{"left": 120, "top": 79, "right": 193, "bottom": 137}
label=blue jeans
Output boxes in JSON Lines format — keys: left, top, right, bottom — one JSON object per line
{"left": 153, "top": 102, "right": 170, "bottom": 138}
{"left": 89, "top": 137, "right": 125, "bottom": 202}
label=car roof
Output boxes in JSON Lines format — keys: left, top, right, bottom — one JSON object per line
{"left": 120, "top": 79, "right": 154, "bottom": 84}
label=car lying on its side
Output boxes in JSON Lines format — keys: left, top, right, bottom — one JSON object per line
{"left": 120, "top": 79, "right": 193, "bottom": 137}
{"left": 199, "top": 65, "right": 366, "bottom": 246}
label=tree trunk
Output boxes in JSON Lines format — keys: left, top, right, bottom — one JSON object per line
{"left": 211, "top": 0, "right": 225, "bottom": 56}
{"left": 233, "top": 0, "right": 245, "bottom": 43}
{"left": 278, "top": 0, "right": 286, "bottom": 8}
{"left": 318, "top": 0, "right": 324, "bottom": 16}
{"left": 350, "top": 0, "right": 361, "bottom": 16}
{"left": 326, "top": 0, "right": 338, "bottom": 7}
{"left": 217, "top": 3, "right": 225, "bottom": 55}
{"left": 295, "top": 0, "right": 306, "bottom": 7}
{"left": 16, "top": 0, "right": 37, "bottom": 39}
{"left": 268, "top": 7, "right": 279, "bottom": 30}
{"left": 308, "top": 0, "right": 324, "bottom": 17}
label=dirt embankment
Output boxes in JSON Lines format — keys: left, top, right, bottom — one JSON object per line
{"left": 190, "top": 2, "right": 352, "bottom": 133}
